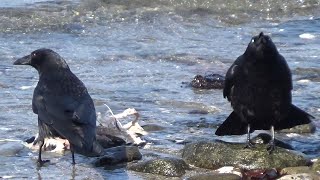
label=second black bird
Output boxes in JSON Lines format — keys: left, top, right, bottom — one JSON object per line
{"left": 14, "top": 48, "right": 103, "bottom": 165}
{"left": 215, "top": 32, "right": 313, "bottom": 153}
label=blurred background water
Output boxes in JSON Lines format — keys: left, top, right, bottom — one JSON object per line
{"left": 0, "top": 0, "right": 319, "bottom": 179}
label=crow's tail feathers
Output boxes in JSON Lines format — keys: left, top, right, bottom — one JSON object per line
{"left": 275, "top": 104, "right": 313, "bottom": 130}
{"left": 215, "top": 111, "right": 249, "bottom": 136}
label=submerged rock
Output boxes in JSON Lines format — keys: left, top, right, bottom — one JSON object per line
{"left": 187, "top": 173, "right": 241, "bottom": 180}
{"left": 129, "top": 157, "right": 189, "bottom": 177}
{"left": 142, "top": 124, "right": 165, "bottom": 132}
{"left": 93, "top": 146, "right": 142, "bottom": 167}
{"left": 182, "top": 141, "right": 309, "bottom": 170}
{"left": 279, "top": 122, "right": 316, "bottom": 134}
{"left": 191, "top": 74, "right": 224, "bottom": 89}
{"left": 0, "top": 142, "right": 24, "bottom": 156}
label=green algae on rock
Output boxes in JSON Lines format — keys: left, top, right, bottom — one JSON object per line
{"left": 129, "top": 157, "right": 189, "bottom": 177}
{"left": 182, "top": 141, "right": 310, "bottom": 170}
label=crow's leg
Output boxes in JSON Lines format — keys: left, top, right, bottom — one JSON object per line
{"left": 244, "top": 124, "right": 255, "bottom": 148}
{"left": 37, "top": 139, "right": 50, "bottom": 166}
{"left": 71, "top": 146, "right": 76, "bottom": 165}
{"left": 267, "top": 125, "right": 275, "bottom": 154}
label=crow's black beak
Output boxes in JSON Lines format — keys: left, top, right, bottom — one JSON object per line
{"left": 14, "top": 55, "right": 31, "bottom": 65}
{"left": 259, "top": 32, "right": 264, "bottom": 38}
{"left": 257, "top": 32, "right": 268, "bottom": 44}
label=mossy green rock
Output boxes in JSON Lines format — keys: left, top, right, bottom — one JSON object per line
{"left": 187, "top": 173, "right": 241, "bottom": 180}
{"left": 182, "top": 141, "right": 309, "bottom": 170}
{"left": 129, "top": 157, "right": 189, "bottom": 177}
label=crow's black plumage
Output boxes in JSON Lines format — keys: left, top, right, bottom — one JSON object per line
{"left": 215, "top": 32, "right": 313, "bottom": 153}
{"left": 14, "top": 48, "right": 103, "bottom": 165}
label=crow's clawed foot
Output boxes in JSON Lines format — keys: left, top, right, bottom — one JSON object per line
{"left": 37, "top": 159, "right": 50, "bottom": 167}
{"left": 267, "top": 141, "right": 275, "bottom": 154}
{"left": 244, "top": 141, "right": 255, "bottom": 149}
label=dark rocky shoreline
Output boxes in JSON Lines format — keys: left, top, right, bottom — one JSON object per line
{"left": 1, "top": 122, "right": 318, "bottom": 179}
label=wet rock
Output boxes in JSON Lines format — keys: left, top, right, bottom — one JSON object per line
{"left": 191, "top": 74, "right": 224, "bottom": 89}
{"left": 280, "top": 166, "right": 319, "bottom": 178}
{"left": 93, "top": 146, "right": 142, "bottom": 167}
{"left": 242, "top": 169, "right": 279, "bottom": 179}
{"left": 0, "top": 83, "right": 9, "bottom": 88}
{"left": 279, "top": 122, "right": 316, "bottom": 134}
{"left": 187, "top": 173, "right": 241, "bottom": 180}
{"left": 96, "top": 130, "right": 126, "bottom": 149}
{"left": 185, "top": 118, "right": 217, "bottom": 128}
{"left": 311, "top": 159, "right": 320, "bottom": 171}
{"left": 142, "top": 124, "right": 165, "bottom": 132}
{"left": 0, "top": 142, "right": 24, "bottom": 156}
{"left": 188, "top": 109, "right": 209, "bottom": 114}
{"left": 251, "top": 133, "right": 293, "bottom": 150}
{"left": 129, "top": 157, "right": 189, "bottom": 177}
{"left": 182, "top": 141, "right": 310, "bottom": 170}
{"left": 278, "top": 173, "right": 319, "bottom": 180}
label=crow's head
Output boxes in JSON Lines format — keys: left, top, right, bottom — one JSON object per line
{"left": 244, "top": 32, "right": 278, "bottom": 60}
{"left": 14, "top": 48, "right": 69, "bottom": 73}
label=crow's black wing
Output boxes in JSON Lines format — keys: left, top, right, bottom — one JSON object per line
{"left": 223, "top": 56, "right": 244, "bottom": 101}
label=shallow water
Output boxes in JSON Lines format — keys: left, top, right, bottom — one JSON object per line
{"left": 0, "top": 0, "right": 320, "bottom": 179}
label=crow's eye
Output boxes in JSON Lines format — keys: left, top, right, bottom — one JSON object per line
{"left": 251, "top": 38, "right": 255, "bottom": 43}
{"left": 31, "top": 53, "right": 37, "bottom": 57}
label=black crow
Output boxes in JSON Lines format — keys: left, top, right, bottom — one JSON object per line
{"left": 215, "top": 32, "right": 313, "bottom": 153}
{"left": 14, "top": 48, "right": 103, "bottom": 165}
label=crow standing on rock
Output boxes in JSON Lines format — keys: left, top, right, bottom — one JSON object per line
{"left": 215, "top": 32, "right": 313, "bottom": 153}
{"left": 14, "top": 48, "right": 103, "bottom": 165}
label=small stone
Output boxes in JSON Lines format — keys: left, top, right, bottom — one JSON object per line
{"left": 129, "top": 157, "right": 189, "bottom": 177}
{"left": 0, "top": 142, "right": 24, "bottom": 156}
{"left": 191, "top": 74, "right": 224, "bottom": 89}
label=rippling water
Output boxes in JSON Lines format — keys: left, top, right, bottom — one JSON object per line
{"left": 0, "top": 0, "right": 320, "bottom": 179}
